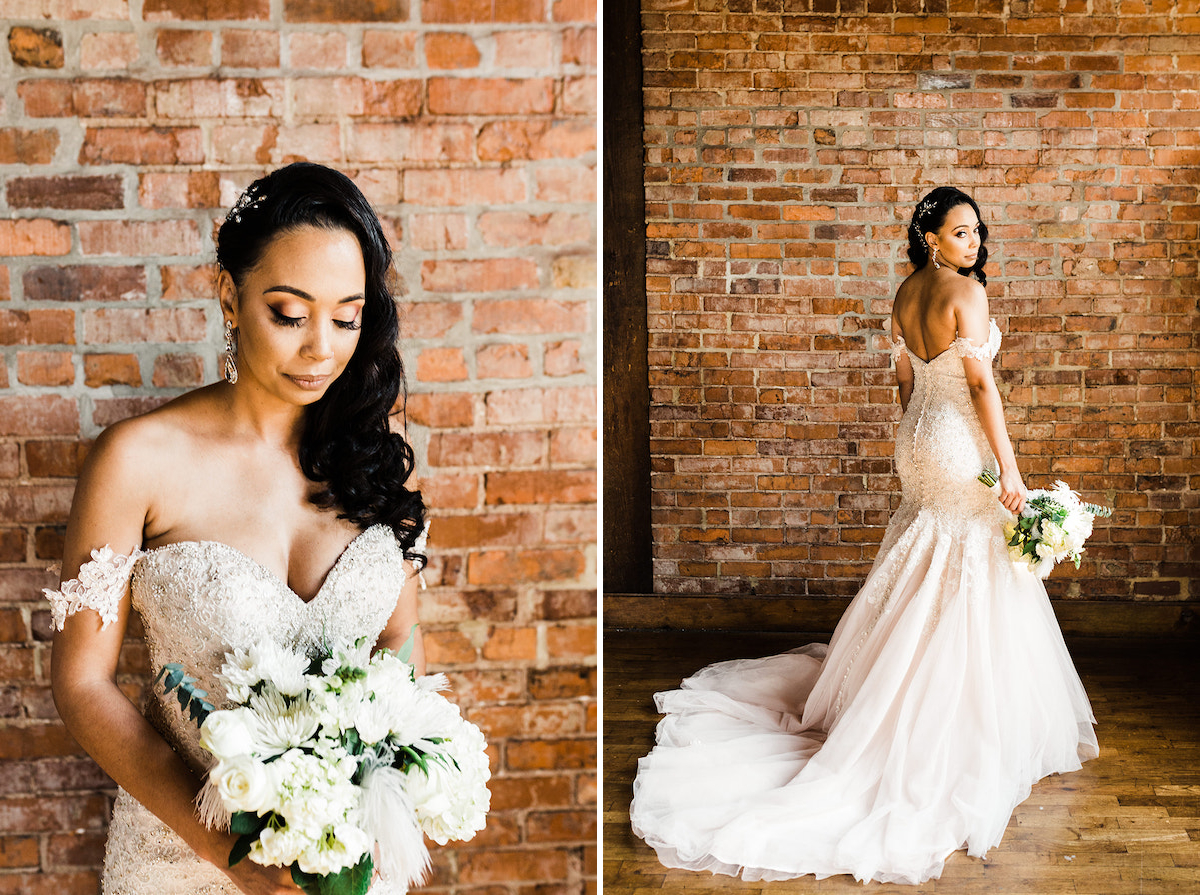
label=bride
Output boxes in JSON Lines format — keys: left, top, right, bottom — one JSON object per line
{"left": 49, "top": 163, "right": 428, "bottom": 895}
{"left": 629, "top": 186, "right": 1099, "bottom": 885}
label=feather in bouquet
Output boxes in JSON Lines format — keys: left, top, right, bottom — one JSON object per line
{"left": 978, "top": 472, "right": 1112, "bottom": 578}
{"left": 156, "top": 633, "right": 489, "bottom": 895}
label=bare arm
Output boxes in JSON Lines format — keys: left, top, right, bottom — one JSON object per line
{"left": 892, "top": 321, "right": 915, "bottom": 412}
{"left": 374, "top": 562, "right": 425, "bottom": 676}
{"left": 955, "top": 292, "right": 1026, "bottom": 515}
{"left": 51, "top": 425, "right": 299, "bottom": 895}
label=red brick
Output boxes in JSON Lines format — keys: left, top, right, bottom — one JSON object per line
{"left": 0, "top": 398, "right": 78, "bottom": 436}
{"left": 485, "top": 387, "right": 594, "bottom": 424}
{"left": 25, "top": 441, "right": 90, "bottom": 478}
{"left": 347, "top": 122, "right": 473, "bottom": 163}
{"left": 562, "top": 75, "right": 596, "bottom": 115}
{"left": 553, "top": 255, "right": 595, "bottom": 289}
{"left": 362, "top": 31, "right": 418, "bottom": 68}
{"left": 0, "top": 871, "right": 100, "bottom": 895}
{"left": 17, "top": 352, "right": 74, "bottom": 387}
{"left": 403, "top": 168, "right": 525, "bottom": 206}
{"left": 152, "top": 353, "right": 204, "bottom": 388}
{"left": 7, "top": 175, "right": 124, "bottom": 210}
{"left": 526, "top": 808, "right": 596, "bottom": 842}
{"left": 546, "top": 622, "right": 595, "bottom": 658}
{"left": 0, "top": 220, "right": 70, "bottom": 256}
{"left": 434, "top": 513, "right": 541, "bottom": 550}
{"left": 427, "top": 431, "right": 545, "bottom": 467}
{"left": 138, "top": 171, "right": 220, "bottom": 209}
{"left": 479, "top": 212, "right": 590, "bottom": 247}
{"left": 553, "top": 0, "right": 594, "bottom": 21}
{"left": 494, "top": 30, "right": 555, "bottom": 69}
{"left": 422, "top": 258, "right": 538, "bottom": 293}
{"left": 144, "top": 0, "right": 270, "bottom": 21}
{"left": 0, "top": 484, "right": 74, "bottom": 522}
{"left": 563, "top": 27, "right": 597, "bottom": 67}
{"left": 93, "top": 397, "right": 170, "bottom": 427}
{"left": 161, "top": 265, "right": 217, "bottom": 300}
{"left": 481, "top": 626, "right": 536, "bottom": 661}
{"left": 425, "top": 32, "right": 480, "bottom": 69}
{"left": 424, "top": 630, "right": 477, "bottom": 665}
{"left": 81, "top": 32, "right": 139, "bottom": 70}
{"left": 0, "top": 835, "right": 39, "bottom": 868}
{"left": 428, "top": 77, "right": 554, "bottom": 115}
{"left": 409, "top": 213, "right": 468, "bottom": 251}
{"left": 78, "top": 220, "right": 202, "bottom": 256}
{"left": 470, "top": 703, "right": 582, "bottom": 738}
{"left": 422, "top": 0, "right": 544, "bottom": 22}
{"left": 0, "top": 444, "right": 16, "bottom": 478}
{"left": 398, "top": 301, "right": 463, "bottom": 338}
{"left": 473, "top": 300, "right": 587, "bottom": 334}
{"left": 467, "top": 548, "right": 585, "bottom": 585}
{"left": 283, "top": 0, "right": 406, "bottom": 21}
{"left": 0, "top": 266, "right": 9, "bottom": 301}
{"left": 0, "top": 310, "right": 74, "bottom": 345}
{"left": 505, "top": 739, "right": 594, "bottom": 771}
{"left": 404, "top": 392, "right": 475, "bottom": 428}
{"left": 221, "top": 30, "right": 280, "bottom": 67}
{"left": 549, "top": 426, "right": 595, "bottom": 464}
{"left": 488, "top": 774, "right": 573, "bottom": 811}
{"left": 529, "top": 667, "right": 594, "bottom": 700}
{"left": 45, "top": 830, "right": 107, "bottom": 867}
{"left": 289, "top": 32, "right": 346, "bottom": 68}
{"left": 79, "top": 127, "right": 203, "bottom": 165}
{"left": 544, "top": 340, "right": 585, "bottom": 376}
{"left": 83, "top": 308, "right": 206, "bottom": 343}
{"left": 485, "top": 470, "right": 595, "bottom": 505}
{"left": 0, "top": 128, "right": 58, "bottom": 164}
{"left": 24, "top": 266, "right": 145, "bottom": 305}
{"left": 535, "top": 164, "right": 595, "bottom": 202}
{"left": 416, "top": 347, "right": 468, "bottom": 382}
{"left": 156, "top": 29, "right": 213, "bottom": 66}
{"left": 84, "top": 353, "right": 142, "bottom": 387}
{"left": 0, "top": 532, "right": 25, "bottom": 564}
{"left": 477, "top": 343, "right": 532, "bottom": 379}
{"left": 477, "top": 120, "right": 595, "bottom": 161}
{"left": 416, "top": 474, "right": 478, "bottom": 509}
{"left": 8, "top": 27, "right": 64, "bottom": 69}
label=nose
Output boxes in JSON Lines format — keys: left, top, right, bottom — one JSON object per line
{"left": 300, "top": 320, "right": 335, "bottom": 361}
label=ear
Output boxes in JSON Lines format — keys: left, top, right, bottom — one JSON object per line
{"left": 217, "top": 270, "right": 239, "bottom": 326}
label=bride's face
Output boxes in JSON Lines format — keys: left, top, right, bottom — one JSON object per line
{"left": 220, "top": 225, "right": 366, "bottom": 406}
{"left": 928, "top": 203, "right": 981, "bottom": 272}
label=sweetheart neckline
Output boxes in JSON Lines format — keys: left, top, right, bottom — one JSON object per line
{"left": 140, "top": 523, "right": 388, "bottom": 606}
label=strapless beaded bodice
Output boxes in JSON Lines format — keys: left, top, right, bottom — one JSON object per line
{"left": 102, "top": 523, "right": 414, "bottom": 895}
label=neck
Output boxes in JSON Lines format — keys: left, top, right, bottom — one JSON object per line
{"left": 220, "top": 381, "right": 308, "bottom": 451}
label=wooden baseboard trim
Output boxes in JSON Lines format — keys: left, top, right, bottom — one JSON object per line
{"left": 603, "top": 594, "right": 1199, "bottom": 638}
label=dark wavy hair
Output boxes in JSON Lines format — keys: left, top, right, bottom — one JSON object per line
{"left": 906, "top": 186, "right": 989, "bottom": 286}
{"left": 216, "top": 162, "right": 425, "bottom": 564}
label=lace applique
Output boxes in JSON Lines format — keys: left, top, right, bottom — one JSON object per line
{"left": 951, "top": 319, "right": 1001, "bottom": 362}
{"left": 45, "top": 546, "right": 143, "bottom": 632}
{"left": 890, "top": 333, "right": 907, "bottom": 362}
{"left": 410, "top": 519, "right": 431, "bottom": 590}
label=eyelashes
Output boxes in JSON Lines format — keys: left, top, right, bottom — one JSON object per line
{"left": 269, "top": 307, "right": 361, "bottom": 331}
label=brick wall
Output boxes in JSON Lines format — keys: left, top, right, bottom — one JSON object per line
{"left": 0, "top": 2, "right": 596, "bottom": 893}
{"left": 642, "top": 1, "right": 1197, "bottom": 601}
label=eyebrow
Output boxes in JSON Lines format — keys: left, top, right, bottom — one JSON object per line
{"left": 264, "top": 285, "right": 365, "bottom": 304}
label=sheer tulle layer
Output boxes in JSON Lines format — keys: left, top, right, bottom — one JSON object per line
{"left": 630, "top": 510, "right": 1098, "bottom": 885}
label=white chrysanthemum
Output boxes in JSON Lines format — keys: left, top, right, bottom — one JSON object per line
{"left": 249, "top": 689, "right": 321, "bottom": 756}
{"left": 402, "top": 717, "right": 491, "bottom": 845}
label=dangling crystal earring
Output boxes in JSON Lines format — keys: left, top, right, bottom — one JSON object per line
{"left": 931, "top": 246, "right": 940, "bottom": 270}
{"left": 223, "top": 320, "right": 239, "bottom": 384}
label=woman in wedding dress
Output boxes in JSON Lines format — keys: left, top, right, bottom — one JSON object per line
{"left": 49, "top": 163, "right": 428, "bottom": 895}
{"left": 629, "top": 187, "right": 1099, "bottom": 885}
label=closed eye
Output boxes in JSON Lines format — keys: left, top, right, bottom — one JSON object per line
{"left": 270, "top": 307, "right": 304, "bottom": 327}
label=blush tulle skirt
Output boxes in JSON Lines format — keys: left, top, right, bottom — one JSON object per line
{"left": 629, "top": 510, "right": 1099, "bottom": 885}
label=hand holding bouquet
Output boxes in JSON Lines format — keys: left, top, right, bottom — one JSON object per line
{"left": 978, "top": 472, "right": 1112, "bottom": 579}
{"left": 157, "top": 634, "right": 489, "bottom": 895}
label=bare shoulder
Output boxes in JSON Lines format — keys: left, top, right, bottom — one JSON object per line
{"left": 945, "top": 274, "right": 988, "bottom": 315}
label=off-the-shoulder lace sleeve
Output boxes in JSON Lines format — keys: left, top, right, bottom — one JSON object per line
{"left": 44, "top": 546, "right": 143, "bottom": 632}
{"left": 890, "top": 333, "right": 907, "bottom": 362}
{"left": 951, "top": 319, "right": 1002, "bottom": 362}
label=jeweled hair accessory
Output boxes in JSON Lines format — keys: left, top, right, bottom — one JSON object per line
{"left": 909, "top": 195, "right": 938, "bottom": 233}
{"left": 225, "top": 182, "right": 267, "bottom": 225}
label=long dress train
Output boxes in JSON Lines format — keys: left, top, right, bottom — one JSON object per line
{"left": 629, "top": 322, "right": 1098, "bottom": 885}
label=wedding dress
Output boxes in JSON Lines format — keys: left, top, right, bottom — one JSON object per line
{"left": 47, "top": 523, "right": 423, "bottom": 895}
{"left": 629, "top": 321, "right": 1098, "bottom": 885}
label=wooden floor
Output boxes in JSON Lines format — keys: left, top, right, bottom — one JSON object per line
{"left": 603, "top": 630, "right": 1200, "bottom": 895}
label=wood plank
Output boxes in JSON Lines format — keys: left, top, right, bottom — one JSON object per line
{"left": 604, "top": 594, "right": 1200, "bottom": 637}
{"left": 603, "top": 631, "right": 1200, "bottom": 895}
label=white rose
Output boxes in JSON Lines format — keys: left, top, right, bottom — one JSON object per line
{"left": 199, "top": 708, "right": 259, "bottom": 759}
{"left": 212, "top": 754, "right": 274, "bottom": 814}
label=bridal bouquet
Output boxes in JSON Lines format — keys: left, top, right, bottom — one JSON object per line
{"left": 157, "top": 635, "right": 489, "bottom": 895}
{"left": 978, "top": 472, "right": 1112, "bottom": 578}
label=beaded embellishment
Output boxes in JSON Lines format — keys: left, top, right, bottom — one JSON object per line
{"left": 45, "top": 546, "right": 143, "bottom": 632}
